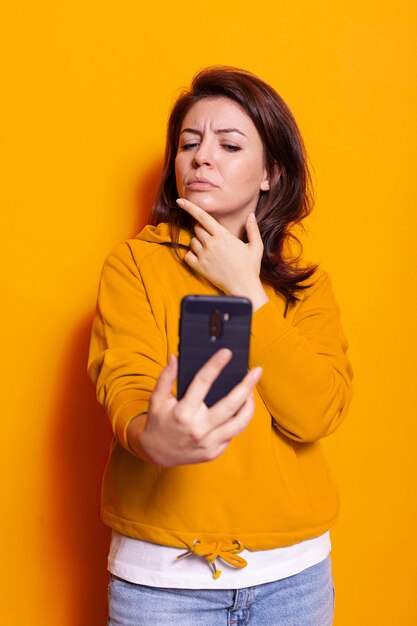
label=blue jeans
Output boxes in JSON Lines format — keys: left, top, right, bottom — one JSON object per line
{"left": 107, "top": 555, "right": 335, "bottom": 625}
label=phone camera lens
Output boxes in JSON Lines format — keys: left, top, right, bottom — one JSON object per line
{"left": 209, "top": 310, "right": 223, "bottom": 340}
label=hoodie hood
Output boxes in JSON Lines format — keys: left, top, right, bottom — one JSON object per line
{"left": 136, "top": 222, "right": 191, "bottom": 247}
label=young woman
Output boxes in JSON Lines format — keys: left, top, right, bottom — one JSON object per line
{"left": 88, "top": 66, "right": 353, "bottom": 626}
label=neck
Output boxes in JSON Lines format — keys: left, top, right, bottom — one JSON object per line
{"left": 215, "top": 213, "right": 248, "bottom": 240}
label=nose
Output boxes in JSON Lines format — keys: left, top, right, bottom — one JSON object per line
{"left": 192, "top": 140, "right": 213, "bottom": 168}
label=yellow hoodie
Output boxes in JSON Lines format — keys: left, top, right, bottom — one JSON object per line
{"left": 88, "top": 222, "right": 352, "bottom": 558}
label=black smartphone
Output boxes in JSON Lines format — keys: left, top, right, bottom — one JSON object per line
{"left": 177, "top": 295, "right": 252, "bottom": 407}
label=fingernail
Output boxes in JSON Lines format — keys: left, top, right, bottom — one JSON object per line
{"left": 252, "top": 366, "right": 263, "bottom": 382}
{"left": 176, "top": 198, "right": 185, "bottom": 206}
{"left": 167, "top": 354, "right": 175, "bottom": 369}
{"left": 219, "top": 348, "right": 232, "bottom": 362}
{"left": 248, "top": 212, "right": 256, "bottom": 222}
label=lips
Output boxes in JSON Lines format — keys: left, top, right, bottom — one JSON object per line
{"left": 186, "top": 177, "right": 217, "bottom": 190}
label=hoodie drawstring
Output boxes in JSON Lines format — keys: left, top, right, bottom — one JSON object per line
{"left": 176, "top": 539, "right": 247, "bottom": 579}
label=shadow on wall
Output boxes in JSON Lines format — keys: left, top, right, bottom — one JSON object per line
{"left": 48, "top": 316, "right": 113, "bottom": 626}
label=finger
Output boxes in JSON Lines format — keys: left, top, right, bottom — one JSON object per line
{"left": 190, "top": 236, "right": 204, "bottom": 256}
{"left": 181, "top": 348, "right": 233, "bottom": 409}
{"left": 177, "top": 198, "right": 222, "bottom": 236}
{"left": 212, "top": 393, "right": 255, "bottom": 444}
{"left": 194, "top": 223, "right": 211, "bottom": 246}
{"left": 150, "top": 355, "right": 178, "bottom": 404}
{"left": 207, "top": 366, "right": 262, "bottom": 429}
{"left": 184, "top": 250, "right": 199, "bottom": 267}
{"left": 245, "top": 213, "right": 263, "bottom": 251}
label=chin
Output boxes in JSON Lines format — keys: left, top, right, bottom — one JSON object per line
{"left": 185, "top": 193, "right": 221, "bottom": 213}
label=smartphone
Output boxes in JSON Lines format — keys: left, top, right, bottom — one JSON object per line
{"left": 177, "top": 295, "right": 252, "bottom": 407}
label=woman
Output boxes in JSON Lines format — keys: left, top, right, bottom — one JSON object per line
{"left": 88, "top": 66, "right": 353, "bottom": 625}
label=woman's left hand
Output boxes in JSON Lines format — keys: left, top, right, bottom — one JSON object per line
{"left": 177, "top": 198, "right": 268, "bottom": 309}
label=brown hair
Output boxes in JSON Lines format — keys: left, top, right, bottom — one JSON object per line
{"left": 149, "top": 66, "right": 317, "bottom": 305}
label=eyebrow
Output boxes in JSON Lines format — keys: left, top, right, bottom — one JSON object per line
{"left": 180, "top": 127, "right": 247, "bottom": 137}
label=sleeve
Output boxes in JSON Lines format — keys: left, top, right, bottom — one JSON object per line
{"left": 87, "top": 243, "right": 166, "bottom": 450}
{"left": 249, "top": 268, "right": 353, "bottom": 442}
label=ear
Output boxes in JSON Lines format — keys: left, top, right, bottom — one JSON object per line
{"left": 260, "top": 162, "right": 280, "bottom": 192}
{"left": 260, "top": 171, "right": 270, "bottom": 191}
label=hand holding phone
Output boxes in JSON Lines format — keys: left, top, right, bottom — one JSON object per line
{"left": 127, "top": 296, "right": 260, "bottom": 466}
{"left": 128, "top": 349, "right": 262, "bottom": 467}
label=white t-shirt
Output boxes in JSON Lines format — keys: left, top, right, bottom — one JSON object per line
{"left": 108, "top": 530, "right": 331, "bottom": 590}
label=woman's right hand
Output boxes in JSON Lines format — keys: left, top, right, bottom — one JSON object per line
{"left": 127, "top": 349, "right": 262, "bottom": 467}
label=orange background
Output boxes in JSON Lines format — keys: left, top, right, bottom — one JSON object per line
{"left": 1, "top": 1, "right": 416, "bottom": 624}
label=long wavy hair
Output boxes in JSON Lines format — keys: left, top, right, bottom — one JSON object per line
{"left": 149, "top": 66, "right": 317, "bottom": 305}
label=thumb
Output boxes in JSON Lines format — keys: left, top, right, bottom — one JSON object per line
{"left": 246, "top": 213, "right": 263, "bottom": 250}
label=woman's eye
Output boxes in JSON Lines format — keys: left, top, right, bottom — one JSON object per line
{"left": 223, "top": 144, "right": 241, "bottom": 152}
{"left": 181, "top": 142, "right": 199, "bottom": 151}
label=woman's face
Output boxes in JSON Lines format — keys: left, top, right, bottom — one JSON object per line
{"left": 175, "top": 97, "right": 270, "bottom": 233}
